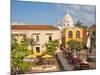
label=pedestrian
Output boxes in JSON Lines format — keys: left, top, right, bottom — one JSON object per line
{"left": 72, "top": 54, "right": 80, "bottom": 65}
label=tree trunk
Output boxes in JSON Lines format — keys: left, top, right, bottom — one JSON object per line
{"left": 31, "top": 45, "right": 34, "bottom": 54}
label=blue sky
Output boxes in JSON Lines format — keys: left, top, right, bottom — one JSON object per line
{"left": 11, "top": 0, "right": 96, "bottom": 26}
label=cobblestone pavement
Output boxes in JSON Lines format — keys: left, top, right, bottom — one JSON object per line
{"left": 79, "top": 49, "right": 96, "bottom": 69}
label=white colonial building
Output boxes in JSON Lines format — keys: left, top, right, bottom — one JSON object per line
{"left": 11, "top": 25, "right": 61, "bottom": 53}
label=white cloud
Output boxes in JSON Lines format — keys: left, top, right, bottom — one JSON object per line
{"left": 68, "top": 5, "right": 96, "bottom": 25}
{"left": 11, "top": 22, "right": 25, "bottom": 25}
{"left": 82, "top": 5, "right": 96, "bottom": 14}
{"left": 69, "top": 5, "right": 81, "bottom": 11}
{"left": 55, "top": 4, "right": 95, "bottom": 25}
{"left": 80, "top": 11, "right": 95, "bottom": 25}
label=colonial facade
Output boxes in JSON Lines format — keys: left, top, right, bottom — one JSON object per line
{"left": 62, "top": 14, "right": 87, "bottom": 48}
{"left": 11, "top": 25, "right": 61, "bottom": 53}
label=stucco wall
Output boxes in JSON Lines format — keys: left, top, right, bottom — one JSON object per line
{"left": 12, "top": 30, "right": 61, "bottom": 52}
{"left": 64, "top": 27, "right": 83, "bottom": 48}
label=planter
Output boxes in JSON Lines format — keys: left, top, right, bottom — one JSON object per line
{"left": 87, "top": 56, "right": 96, "bottom": 62}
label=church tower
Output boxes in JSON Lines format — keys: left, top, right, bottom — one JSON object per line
{"left": 63, "top": 12, "right": 74, "bottom": 28}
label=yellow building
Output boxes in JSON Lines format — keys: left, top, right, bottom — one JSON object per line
{"left": 62, "top": 14, "right": 86, "bottom": 48}
{"left": 62, "top": 27, "right": 84, "bottom": 48}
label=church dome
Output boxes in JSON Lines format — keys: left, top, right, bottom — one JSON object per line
{"left": 63, "top": 14, "right": 74, "bottom": 27}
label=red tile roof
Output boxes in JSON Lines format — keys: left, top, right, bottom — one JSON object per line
{"left": 11, "top": 25, "right": 59, "bottom": 30}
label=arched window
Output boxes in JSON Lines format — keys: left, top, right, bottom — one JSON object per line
{"left": 49, "top": 35, "right": 52, "bottom": 41}
{"left": 36, "top": 36, "right": 39, "bottom": 41}
{"left": 69, "top": 31, "right": 73, "bottom": 38}
{"left": 76, "top": 31, "right": 80, "bottom": 38}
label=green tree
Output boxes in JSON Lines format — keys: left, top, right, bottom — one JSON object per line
{"left": 88, "top": 26, "right": 96, "bottom": 49}
{"left": 92, "top": 30, "right": 96, "bottom": 48}
{"left": 67, "top": 39, "right": 83, "bottom": 49}
{"left": 11, "top": 36, "right": 33, "bottom": 75}
{"left": 75, "top": 20, "right": 84, "bottom": 28}
{"left": 11, "top": 34, "right": 19, "bottom": 50}
{"left": 87, "top": 28, "right": 96, "bottom": 55}
{"left": 45, "top": 40, "right": 60, "bottom": 55}
{"left": 28, "top": 38, "right": 37, "bottom": 54}
{"left": 67, "top": 39, "right": 83, "bottom": 56}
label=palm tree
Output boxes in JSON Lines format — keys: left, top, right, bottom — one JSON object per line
{"left": 75, "top": 20, "right": 84, "bottom": 28}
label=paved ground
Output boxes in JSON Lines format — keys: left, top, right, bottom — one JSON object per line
{"left": 57, "top": 49, "right": 96, "bottom": 71}
{"left": 79, "top": 49, "right": 96, "bottom": 69}
{"left": 25, "top": 49, "right": 96, "bottom": 74}
{"left": 56, "top": 51, "right": 73, "bottom": 71}
{"left": 25, "top": 56, "right": 62, "bottom": 74}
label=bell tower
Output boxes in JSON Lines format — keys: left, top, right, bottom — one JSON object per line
{"left": 63, "top": 11, "right": 74, "bottom": 28}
